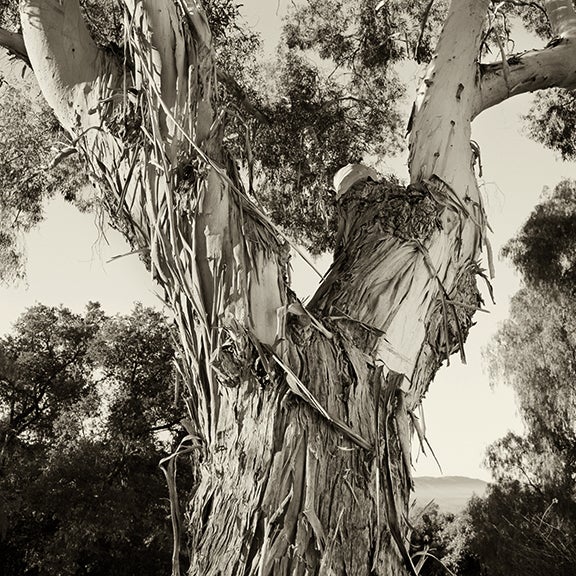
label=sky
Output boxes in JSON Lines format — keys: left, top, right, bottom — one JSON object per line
{"left": 2, "top": 2, "right": 576, "bottom": 481}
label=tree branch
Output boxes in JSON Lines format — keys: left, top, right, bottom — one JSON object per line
{"left": 0, "top": 28, "right": 29, "bottom": 65}
{"left": 543, "top": 0, "right": 576, "bottom": 37}
{"left": 474, "top": 39, "right": 576, "bottom": 117}
{"left": 409, "top": 0, "right": 490, "bottom": 183}
{"left": 20, "top": 0, "right": 121, "bottom": 133}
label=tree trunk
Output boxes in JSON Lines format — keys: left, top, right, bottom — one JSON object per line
{"left": 9, "top": 0, "right": 576, "bottom": 574}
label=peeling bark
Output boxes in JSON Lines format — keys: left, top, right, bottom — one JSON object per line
{"left": 188, "top": 2, "right": 489, "bottom": 572}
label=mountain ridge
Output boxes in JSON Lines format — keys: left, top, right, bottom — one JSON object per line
{"left": 412, "top": 475, "right": 489, "bottom": 514}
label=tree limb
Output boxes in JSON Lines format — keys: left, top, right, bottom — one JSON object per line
{"left": 20, "top": 0, "right": 121, "bottom": 133}
{"left": 474, "top": 39, "right": 576, "bottom": 117}
{"left": 409, "top": 0, "right": 490, "bottom": 183}
{"left": 543, "top": 0, "right": 576, "bottom": 37}
{"left": 0, "top": 27, "right": 29, "bottom": 66}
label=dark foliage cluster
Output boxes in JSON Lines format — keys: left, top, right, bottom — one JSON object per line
{"left": 526, "top": 90, "right": 576, "bottom": 161}
{"left": 0, "top": 303, "right": 187, "bottom": 576}
{"left": 282, "top": 0, "right": 449, "bottom": 67}
{"left": 410, "top": 504, "right": 481, "bottom": 576}
{"left": 250, "top": 52, "right": 404, "bottom": 253}
{"left": 467, "top": 482, "right": 576, "bottom": 576}
{"left": 0, "top": 0, "right": 18, "bottom": 30}
{"left": 502, "top": 180, "right": 576, "bottom": 292}
{"left": 234, "top": 0, "right": 416, "bottom": 253}
{"left": 80, "top": 0, "right": 124, "bottom": 46}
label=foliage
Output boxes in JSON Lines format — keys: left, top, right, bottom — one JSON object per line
{"left": 525, "top": 90, "right": 576, "bottom": 161}
{"left": 521, "top": 5, "right": 576, "bottom": 161}
{"left": 282, "top": 0, "right": 450, "bottom": 66}
{"left": 0, "top": 86, "right": 89, "bottom": 283}
{"left": 484, "top": 431, "right": 557, "bottom": 488}
{"left": 211, "top": 0, "right": 555, "bottom": 253}
{"left": 485, "top": 1, "right": 551, "bottom": 44}
{"left": 502, "top": 180, "right": 576, "bottom": 291}
{"left": 473, "top": 174, "right": 576, "bottom": 576}
{"left": 466, "top": 482, "right": 576, "bottom": 576}
{"left": 89, "top": 303, "right": 180, "bottom": 441}
{"left": 492, "top": 180, "right": 576, "bottom": 488}
{"left": 81, "top": 0, "right": 124, "bottom": 46}
{"left": 0, "top": 303, "right": 185, "bottom": 576}
{"left": 0, "top": 0, "right": 19, "bottom": 30}
{"left": 410, "top": 503, "right": 482, "bottom": 576}
{"left": 246, "top": 52, "right": 404, "bottom": 252}
{"left": 510, "top": 2, "right": 552, "bottom": 39}
{"left": 486, "top": 284, "right": 576, "bottom": 482}
{"left": 0, "top": 303, "right": 103, "bottom": 446}
{"left": 231, "top": 0, "right": 418, "bottom": 253}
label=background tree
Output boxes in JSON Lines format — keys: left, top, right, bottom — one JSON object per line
{"left": 486, "top": 183, "right": 576, "bottom": 488}
{"left": 466, "top": 482, "right": 576, "bottom": 576}
{"left": 0, "top": 303, "right": 183, "bottom": 576}
{"left": 409, "top": 502, "right": 481, "bottom": 576}
{"left": 3, "top": 0, "right": 576, "bottom": 574}
{"left": 453, "top": 179, "right": 576, "bottom": 576}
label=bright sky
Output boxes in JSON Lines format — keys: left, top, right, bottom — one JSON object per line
{"left": 2, "top": 2, "right": 575, "bottom": 481}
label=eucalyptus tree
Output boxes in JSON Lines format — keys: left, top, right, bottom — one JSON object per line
{"left": 2, "top": 1, "right": 576, "bottom": 575}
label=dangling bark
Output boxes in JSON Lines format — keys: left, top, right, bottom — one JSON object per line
{"left": 12, "top": 0, "right": 576, "bottom": 574}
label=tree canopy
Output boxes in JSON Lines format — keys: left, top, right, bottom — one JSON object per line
{"left": 1, "top": 0, "right": 562, "bottom": 266}
{"left": 0, "top": 303, "right": 185, "bottom": 576}
{"left": 458, "top": 178, "right": 576, "bottom": 576}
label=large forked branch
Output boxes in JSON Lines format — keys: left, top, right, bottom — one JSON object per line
{"left": 475, "top": 39, "right": 576, "bottom": 116}
{"left": 19, "top": 0, "right": 288, "bottom": 451}
{"left": 474, "top": 0, "right": 576, "bottom": 116}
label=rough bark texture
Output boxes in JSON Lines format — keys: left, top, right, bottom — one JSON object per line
{"left": 9, "top": 0, "right": 576, "bottom": 574}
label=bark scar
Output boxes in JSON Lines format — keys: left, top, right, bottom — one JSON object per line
{"left": 456, "top": 83, "right": 464, "bottom": 100}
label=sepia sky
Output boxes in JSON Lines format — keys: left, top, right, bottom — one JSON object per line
{"left": 2, "top": 2, "right": 575, "bottom": 481}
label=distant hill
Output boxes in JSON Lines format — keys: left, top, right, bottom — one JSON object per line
{"left": 411, "top": 476, "right": 488, "bottom": 514}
